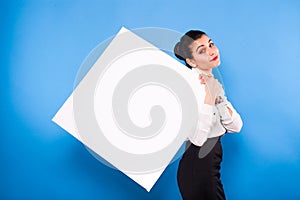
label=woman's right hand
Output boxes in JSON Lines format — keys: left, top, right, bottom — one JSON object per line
{"left": 199, "top": 74, "right": 223, "bottom": 105}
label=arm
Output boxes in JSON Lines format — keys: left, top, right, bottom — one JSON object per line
{"left": 188, "top": 74, "right": 220, "bottom": 146}
{"left": 188, "top": 104, "right": 216, "bottom": 146}
{"left": 216, "top": 97, "right": 243, "bottom": 133}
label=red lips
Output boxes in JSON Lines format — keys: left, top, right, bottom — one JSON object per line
{"left": 210, "top": 56, "right": 218, "bottom": 62}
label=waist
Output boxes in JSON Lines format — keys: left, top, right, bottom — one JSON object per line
{"left": 186, "top": 136, "right": 221, "bottom": 150}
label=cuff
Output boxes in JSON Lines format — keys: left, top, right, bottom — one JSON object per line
{"left": 216, "top": 102, "right": 230, "bottom": 120}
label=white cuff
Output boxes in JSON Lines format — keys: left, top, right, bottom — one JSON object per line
{"left": 216, "top": 102, "right": 230, "bottom": 121}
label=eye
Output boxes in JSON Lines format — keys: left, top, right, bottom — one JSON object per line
{"left": 198, "top": 49, "right": 205, "bottom": 54}
{"left": 209, "top": 42, "right": 215, "bottom": 47}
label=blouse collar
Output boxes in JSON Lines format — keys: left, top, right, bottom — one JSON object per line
{"left": 191, "top": 68, "right": 213, "bottom": 76}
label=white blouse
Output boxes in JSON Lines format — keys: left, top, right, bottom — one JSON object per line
{"left": 188, "top": 68, "right": 243, "bottom": 147}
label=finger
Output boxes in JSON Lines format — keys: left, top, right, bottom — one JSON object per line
{"left": 199, "top": 77, "right": 206, "bottom": 84}
{"left": 199, "top": 74, "right": 207, "bottom": 84}
{"left": 199, "top": 74, "right": 208, "bottom": 79}
{"left": 204, "top": 76, "right": 213, "bottom": 86}
{"left": 201, "top": 74, "right": 210, "bottom": 81}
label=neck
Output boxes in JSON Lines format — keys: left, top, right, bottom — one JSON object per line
{"left": 194, "top": 67, "right": 212, "bottom": 76}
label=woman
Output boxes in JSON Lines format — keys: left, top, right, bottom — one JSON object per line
{"left": 174, "top": 30, "right": 243, "bottom": 200}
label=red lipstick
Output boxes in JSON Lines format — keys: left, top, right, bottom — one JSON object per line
{"left": 210, "top": 56, "right": 218, "bottom": 62}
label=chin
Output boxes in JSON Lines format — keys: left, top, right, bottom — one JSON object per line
{"left": 214, "top": 60, "right": 221, "bottom": 67}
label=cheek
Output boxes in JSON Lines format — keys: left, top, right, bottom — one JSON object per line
{"left": 214, "top": 46, "right": 219, "bottom": 54}
{"left": 195, "top": 55, "right": 209, "bottom": 63}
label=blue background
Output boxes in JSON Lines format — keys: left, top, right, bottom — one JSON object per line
{"left": 1, "top": 0, "right": 300, "bottom": 199}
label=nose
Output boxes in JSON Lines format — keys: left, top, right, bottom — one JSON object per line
{"left": 208, "top": 49, "right": 215, "bottom": 56}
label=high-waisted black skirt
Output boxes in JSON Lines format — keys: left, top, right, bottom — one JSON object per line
{"left": 177, "top": 138, "right": 226, "bottom": 200}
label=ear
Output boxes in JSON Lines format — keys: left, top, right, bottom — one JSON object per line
{"left": 186, "top": 58, "right": 197, "bottom": 68}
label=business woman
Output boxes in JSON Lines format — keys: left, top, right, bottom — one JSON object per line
{"left": 174, "top": 30, "right": 243, "bottom": 200}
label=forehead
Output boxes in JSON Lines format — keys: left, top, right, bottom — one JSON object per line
{"left": 189, "top": 34, "right": 211, "bottom": 49}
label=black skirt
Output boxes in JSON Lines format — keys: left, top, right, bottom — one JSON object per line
{"left": 177, "top": 138, "right": 226, "bottom": 200}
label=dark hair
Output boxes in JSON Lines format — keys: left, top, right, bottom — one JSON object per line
{"left": 174, "top": 30, "right": 206, "bottom": 69}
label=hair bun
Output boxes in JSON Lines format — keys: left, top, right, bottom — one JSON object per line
{"left": 174, "top": 42, "right": 185, "bottom": 61}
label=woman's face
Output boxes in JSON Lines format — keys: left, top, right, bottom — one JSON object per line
{"left": 187, "top": 35, "right": 220, "bottom": 72}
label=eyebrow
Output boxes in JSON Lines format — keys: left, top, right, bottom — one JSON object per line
{"left": 196, "top": 39, "right": 212, "bottom": 52}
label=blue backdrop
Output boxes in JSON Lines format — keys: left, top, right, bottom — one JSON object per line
{"left": 1, "top": 0, "right": 300, "bottom": 199}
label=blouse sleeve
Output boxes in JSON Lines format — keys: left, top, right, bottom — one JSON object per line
{"left": 215, "top": 97, "right": 243, "bottom": 133}
{"left": 188, "top": 104, "right": 216, "bottom": 146}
